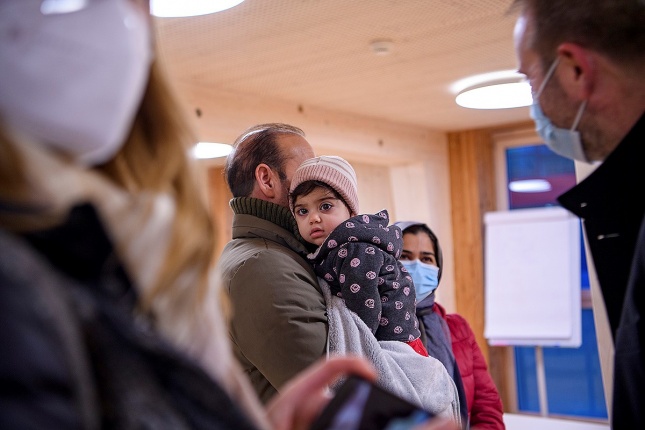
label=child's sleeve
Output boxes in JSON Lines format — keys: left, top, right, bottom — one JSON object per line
{"left": 334, "top": 242, "right": 385, "bottom": 334}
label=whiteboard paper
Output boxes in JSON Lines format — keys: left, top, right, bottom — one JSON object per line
{"left": 484, "top": 207, "right": 581, "bottom": 347}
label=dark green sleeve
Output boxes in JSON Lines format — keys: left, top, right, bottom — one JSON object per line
{"left": 227, "top": 249, "right": 328, "bottom": 400}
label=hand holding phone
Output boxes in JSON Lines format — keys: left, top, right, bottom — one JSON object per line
{"left": 311, "top": 375, "right": 435, "bottom": 430}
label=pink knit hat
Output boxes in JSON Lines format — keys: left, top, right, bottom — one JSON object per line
{"left": 289, "top": 156, "right": 359, "bottom": 216}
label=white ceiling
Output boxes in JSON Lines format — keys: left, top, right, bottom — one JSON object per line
{"left": 155, "top": 0, "right": 530, "bottom": 133}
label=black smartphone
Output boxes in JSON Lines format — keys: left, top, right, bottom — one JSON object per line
{"left": 310, "top": 375, "right": 434, "bottom": 430}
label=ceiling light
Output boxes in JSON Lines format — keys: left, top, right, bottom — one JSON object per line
{"left": 456, "top": 82, "right": 532, "bottom": 109}
{"left": 509, "top": 179, "right": 552, "bottom": 193}
{"left": 151, "top": 0, "right": 244, "bottom": 17}
{"left": 452, "top": 70, "right": 532, "bottom": 110}
{"left": 451, "top": 70, "right": 522, "bottom": 94}
{"left": 192, "top": 142, "right": 233, "bottom": 159}
{"left": 41, "top": 0, "right": 88, "bottom": 14}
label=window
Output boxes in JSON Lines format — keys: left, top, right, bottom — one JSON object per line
{"left": 502, "top": 143, "right": 607, "bottom": 420}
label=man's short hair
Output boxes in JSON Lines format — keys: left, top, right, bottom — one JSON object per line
{"left": 225, "top": 123, "right": 305, "bottom": 197}
{"left": 512, "top": 0, "right": 645, "bottom": 69}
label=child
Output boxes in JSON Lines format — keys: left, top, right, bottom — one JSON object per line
{"left": 289, "top": 156, "right": 428, "bottom": 357}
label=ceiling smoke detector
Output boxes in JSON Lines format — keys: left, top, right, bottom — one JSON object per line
{"left": 370, "top": 39, "right": 394, "bottom": 56}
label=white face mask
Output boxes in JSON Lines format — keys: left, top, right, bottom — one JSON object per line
{"left": 0, "top": 0, "right": 152, "bottom": 166}
{"left": 530, "top": 58, "right": 589, "bottom": 163}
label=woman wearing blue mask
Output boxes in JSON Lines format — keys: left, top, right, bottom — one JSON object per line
{"left": 395, "top": 222, "right": 505, "bottom": 430}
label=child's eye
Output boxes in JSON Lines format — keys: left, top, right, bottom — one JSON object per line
{"left": 320, "top": 202, "right": 333, "bottom": 211}
{"left": 296, "top": 208, "right": 308, "bottom": 216}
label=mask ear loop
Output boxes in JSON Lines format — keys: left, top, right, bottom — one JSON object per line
{"left": 536, "top": 57, "right": 561, "bottom": 98}
{"left": 536, "top": 57, "right": 587, "bottom": 132}
{"left": 570, "top": 100, "right": 587, "bottom": 131}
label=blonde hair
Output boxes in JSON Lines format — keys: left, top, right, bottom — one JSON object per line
{"left": 0, "top": 128, "right": 27, "bottom": 204}
{"left": 96, "top": 60, "right": 216, "bottom": 316}
{"left": 0, "top": 60, "right": 217, "bottom": 319}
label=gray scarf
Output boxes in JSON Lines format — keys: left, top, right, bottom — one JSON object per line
{"left": 417, "top": 293, "right": 456, "bottom": 377}
{"left": 417, "top": 293, "right": 469, "bottom": 425}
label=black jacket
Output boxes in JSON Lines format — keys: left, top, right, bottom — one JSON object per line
{"left": 0, "top": 204, "right": 257, "bottom": 430}
{"left": 558, "top": 112, "right": 645, "bottom": 429}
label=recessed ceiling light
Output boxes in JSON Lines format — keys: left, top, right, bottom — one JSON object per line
{"left": 41, "top": 0, "right": 88, "bottom": 14}
{"left": 509, "top": 179, "right": 552, "bottom": 193}
{"left": 456, "top": 81, "right": 532, "bottom": 110}
{"left": 151, "top": 0, "right": 244, "bottom": 18}
{"left": 452, "top": 70, "right": 532, "bottom": 110}
{"left": 192, "top": 142, "right": 233, "bottom": 159}
{"left": 450, "top": 70, "right": 522, "bottom": 94}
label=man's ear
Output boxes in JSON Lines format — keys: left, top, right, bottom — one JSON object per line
{"left": 254, "top": 163, "right": 278, "bottom": 199}
{"left": 556, "top": 43, "right": 595, "bottom": 100}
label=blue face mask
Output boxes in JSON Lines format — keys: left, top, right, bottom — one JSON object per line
{"left": 530, "top": 58, "right": 589, "bottom": 163}
{"left": 400, "top": 260, "right": 439, "bottom": 302}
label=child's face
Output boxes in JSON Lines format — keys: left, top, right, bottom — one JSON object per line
{"left": 293, "top": 187, "right": 351, "bottom": 246}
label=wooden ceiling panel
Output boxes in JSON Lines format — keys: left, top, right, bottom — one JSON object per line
{"left": 155, "top": 0, "right": 529, "bottom": 131}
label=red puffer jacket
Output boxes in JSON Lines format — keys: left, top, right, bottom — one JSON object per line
{"left": 434, "top": 303, "right": 505, "bottom": 430}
